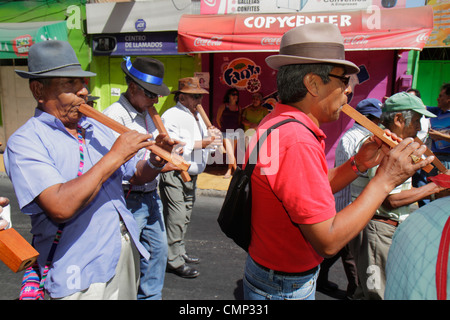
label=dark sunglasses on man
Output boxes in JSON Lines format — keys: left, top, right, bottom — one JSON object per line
{"left": 328, "top": 73, "right": 351, "bottom": 87}
{"left": 138, "top": 85, "right": 158, "bottom": 99}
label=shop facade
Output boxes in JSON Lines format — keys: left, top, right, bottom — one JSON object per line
{"left": 0, "top": 0, "right": 90, "bottom": 148}
{"left": 178, "top": 5, "right": 434, "bottom": 166}
{"left": 85, "top": 1, "right": 200, "bottom": 115}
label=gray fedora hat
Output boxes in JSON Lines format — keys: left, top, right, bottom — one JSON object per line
{"left": 121, "top": 57, "right": 170, "bottom": 97}
{"left": 266, "top": 23, "right": 359, "bottom": 75}
{"left": 15, "top": 40, "right": 96, "bottom": 79}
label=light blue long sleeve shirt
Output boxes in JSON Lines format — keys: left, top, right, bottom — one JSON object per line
{"left": 4, "top": 108, "right": 149, "bottom": 298}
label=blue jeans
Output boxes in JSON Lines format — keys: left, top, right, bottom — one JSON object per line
{"left": 243, "top": 255, "right": 319, "bottom": 300}
{"left": 125, "top": 190, "right": 168, "bottom": 300}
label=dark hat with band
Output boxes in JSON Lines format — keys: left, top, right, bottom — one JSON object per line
{"left": 121, "top": 56, "right": 170, "bottom": 97}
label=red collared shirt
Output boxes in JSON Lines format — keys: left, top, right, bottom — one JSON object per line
{"left": 245, "top": 103, "right": 336, "bottom": 273}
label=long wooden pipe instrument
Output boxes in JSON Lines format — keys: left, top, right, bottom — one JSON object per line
{"left": 196, "top": 104, "right": 225, "bottom": 154}
{"left": 340, "top": 103, "right": 442, "bottom": 173}
{"left": 147, "top": 106, "right": 191, "bottom": 182}
{"left": 78, "top": 104, "right": 190, "bottom": 172}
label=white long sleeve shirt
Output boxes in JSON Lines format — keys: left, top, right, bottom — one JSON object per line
{"left": 161, "top": 102, "right": 211, "bottom": 175}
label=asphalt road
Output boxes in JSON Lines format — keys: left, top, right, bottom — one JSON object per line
{"left": 0, "top": 174, "right": 347, "bottom": 301}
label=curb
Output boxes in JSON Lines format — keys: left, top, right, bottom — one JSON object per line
{"left": 196, "top": 188, "right": 226, "bottom": 198}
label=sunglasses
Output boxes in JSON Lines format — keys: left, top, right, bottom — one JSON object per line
{"left": 138, "top": 85, "right": 158, "bottom": 99}
{"left": 189, "top": 94, "right": 203, "bottom": 100}
{"left": 328, "top": 74, "right": 351, "bottom": 87}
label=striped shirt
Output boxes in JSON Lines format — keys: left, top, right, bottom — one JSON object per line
{"left": 334, "top": 123, "right": 371, "bottom": 212}
{"left": 103, "top": 94, "right": 159, "bottom": 192}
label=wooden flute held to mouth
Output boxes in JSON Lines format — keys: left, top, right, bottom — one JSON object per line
{"left": 341, "top": 103, "right": 443, "bottom": 173}
{"left": 78, "top": 104, "right": 190, "bottom": 172}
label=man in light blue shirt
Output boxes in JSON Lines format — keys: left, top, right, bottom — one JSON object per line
{"left": 4, "top": 41, "right": 173, "bottom": 299}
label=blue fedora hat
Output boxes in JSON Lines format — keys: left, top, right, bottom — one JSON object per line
{"left": 15, "top": 40, "right": 96, "bottom": 79}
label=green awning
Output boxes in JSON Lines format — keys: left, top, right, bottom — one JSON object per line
{"left": 0, "top": 21, "right": 68, "bottom": 59}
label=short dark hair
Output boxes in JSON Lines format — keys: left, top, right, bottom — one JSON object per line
{"left": 406, "top": 88, "right": 421, "bottom": 98}
{"left": 277, "top": 64, "right": 334, "bottom": 104}
{"left": 441, "top": 83, "right": 450, "bottom": 96}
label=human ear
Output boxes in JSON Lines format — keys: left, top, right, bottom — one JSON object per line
{"left": 29, "top": 80, "right": 44, "bottom": 102}
{"left": 303, "top": 73, "right": 319, "bottom": 97}
{"left": 393, "top": 113, "right": 405, "bottom": 128}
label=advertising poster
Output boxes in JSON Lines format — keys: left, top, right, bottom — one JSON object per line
{"left": 200, "top": 0, "right": 426, "bottom": 14}
{"left": 424, "top": 0, "right": 450, "bottom": 47}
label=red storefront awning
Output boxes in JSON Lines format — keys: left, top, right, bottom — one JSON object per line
{"left": 177, "top": 6, "right": 434, "bottom": 53}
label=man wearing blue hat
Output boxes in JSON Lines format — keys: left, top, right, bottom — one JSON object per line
{"left": 349, "top": 92, "right": 448, "bottom": 300}
{"left": 5, "top": 41, "right": 175, "bottom": 300}
{"left": 103, "top": 57, "right": 172, "bottom": 300}
{"left": 318, "top": 98, "right": 383, "bottom": 298}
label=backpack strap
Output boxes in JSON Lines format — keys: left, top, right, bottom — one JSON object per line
{"left": 244, "top": 118, "right": 319, "bottom": 177}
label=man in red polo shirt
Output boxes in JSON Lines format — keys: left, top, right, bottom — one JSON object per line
{"left": 242, "top": 23, "right": 435, "bottom": 300}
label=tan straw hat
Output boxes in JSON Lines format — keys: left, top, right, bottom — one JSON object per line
{"left": 171, "top": 77, "right": 209, "bottom": 94}
{"left": 266, "top": 23, "right": 359, "bottom": 75}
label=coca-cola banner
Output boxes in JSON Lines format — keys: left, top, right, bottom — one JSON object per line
{"left": 178, "top": 6, "right": 433, "bottom": 53}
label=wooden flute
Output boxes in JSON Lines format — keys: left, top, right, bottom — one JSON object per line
{"left": 196, "top": 104, "right": 225, "bottom": 154}
{"left": 341, "top": 103, "right": 444, "bottom": 173}
{"left": 147, "top": 106, "right": 191, "bottom": 182}
{"left": 78, "top": 104, "right": 190, "bottom": 172}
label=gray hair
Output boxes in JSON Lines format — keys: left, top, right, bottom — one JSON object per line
{"left": 380, "top": 110, "right": 416, "bottom": 129}
{"left": 277, "top": 64, "right": 335, "bottom": 104}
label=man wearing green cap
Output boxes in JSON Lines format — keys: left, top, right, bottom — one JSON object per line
{"left": 350, "top": 92, "right": 448, "bottom": 300}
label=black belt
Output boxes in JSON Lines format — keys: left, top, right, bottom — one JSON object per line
{"left": 254, "top": 260, "right": 318, "bottom": 277}
{"left": 122, "top": 187, "right": 155, "bottom": 194}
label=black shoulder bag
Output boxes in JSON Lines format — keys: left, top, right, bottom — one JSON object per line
{"left": 217, "top": 118, "right": 318, "bottom": 251}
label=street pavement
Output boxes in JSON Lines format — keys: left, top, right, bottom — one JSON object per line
{"left": 0, "top": 172, "right": 348, "bottom": 301}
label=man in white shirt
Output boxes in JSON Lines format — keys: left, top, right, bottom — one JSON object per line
{"left": 159, "top": 77, "right": 220, "bottom": 278}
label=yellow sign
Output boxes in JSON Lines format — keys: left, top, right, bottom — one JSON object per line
{"left": 425, "top": 0, "right": 450, "bottom": 47}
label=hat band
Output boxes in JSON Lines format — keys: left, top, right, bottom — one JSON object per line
{"left": 280, "top": 42, "right": 345, "bottom": 61}
{"left": 124, "top": 57, "right": 163, "bottom": 86}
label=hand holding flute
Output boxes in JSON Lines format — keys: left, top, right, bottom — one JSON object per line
{"left": 78, "top": 104, "right": 190, "bottom": 172}
{"left": 196, "top": 104, "right": 225, "bottom": 153}
{"left": 147, "top": 106, "right": 191, "bottom": 182}
{"left": 341, "top": 103, "right": 437, "bottom": 173}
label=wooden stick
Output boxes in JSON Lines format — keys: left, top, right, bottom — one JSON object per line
{"left": 414, "top": 137, "right": 448, "bottom": 173}
{"left": 341, "top": 104, "right": 436, "bottom": 173}
{"left": 147, "top": 106, "right": 191, "bottom": 182}
{"left": 196, "top": 104, "right": 225, "bottom": 154}
{"left": 78, "top": 104, "right": 190, "bottom": 172}
{"left": 0, "top": 228, "right": 39, "bottom": 273}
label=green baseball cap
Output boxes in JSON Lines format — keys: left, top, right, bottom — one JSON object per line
{"left": 383, "top": 92, "right": 436, "bottom": 118}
